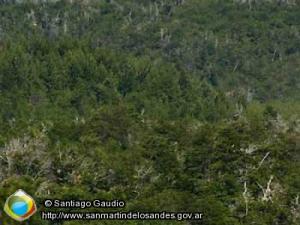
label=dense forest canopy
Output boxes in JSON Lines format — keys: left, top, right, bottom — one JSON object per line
{"left": 0, "top": 0, "right": 299, "bottom": 225}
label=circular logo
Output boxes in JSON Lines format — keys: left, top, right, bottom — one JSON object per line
{"left": 4, "top": 189, "right": 37, "bottom": 221}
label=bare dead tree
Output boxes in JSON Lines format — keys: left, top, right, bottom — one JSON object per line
{"left": 291, "top": 194, "right": 300, "bottom": 222}
{"left": 233, "top": 61, "right": 240, "bottom": 72}
{"left": 257, "top": 152, "right": 270, "bottom": 169}
{"left": 257, "top": 175, "right": 274, "bottom": 202}
{"left": 243, "top": 181, "right": 249, "bottom": 216}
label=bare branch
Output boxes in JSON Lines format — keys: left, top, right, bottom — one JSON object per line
{"left": 243, "top": 181, "right": 249, "bottom": 216}
{"left": 257, "top": 152, "right": 270, "bottom": 169}
{"left": 257, "top": 175, "right": 274, "bottom": 202}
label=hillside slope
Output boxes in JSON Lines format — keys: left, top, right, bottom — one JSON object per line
{"left": 0, "top": 1, "right": 299, "bottom": 225}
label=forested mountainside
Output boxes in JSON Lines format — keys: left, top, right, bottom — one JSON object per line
{"left": 0, "top": 0, "right": 299, "bottom": 225}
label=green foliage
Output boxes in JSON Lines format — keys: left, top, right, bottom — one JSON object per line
{"left": 0, "top": 1, "right": 299, "bottom": 225}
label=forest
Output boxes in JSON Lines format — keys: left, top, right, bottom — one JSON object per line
{"left": 0, "top": 0, "right": 299, "bottom": 224}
